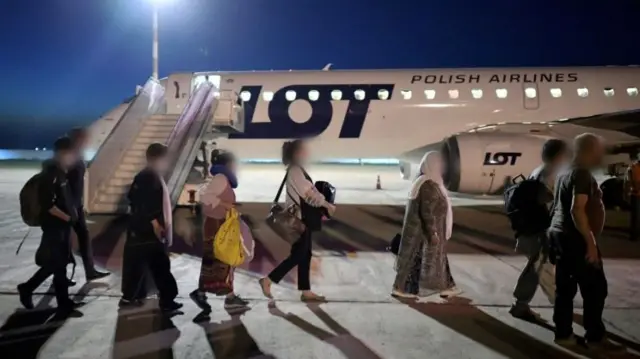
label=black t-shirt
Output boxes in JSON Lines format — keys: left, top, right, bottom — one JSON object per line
{"left": 549, "top": 166, "right": 598, "bottom": 237}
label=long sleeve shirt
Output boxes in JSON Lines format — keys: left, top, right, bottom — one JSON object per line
{"left": 127, "top": 168, "right": 164, "bottom": 239}
{"left": 198, "top": 174, "right": 235, "bottom": 220}
{"left": 285, "top": 166, "right": 326, "bottom": 209}
{"left": 39, "top": 160, "right": 76, "bottom": 227}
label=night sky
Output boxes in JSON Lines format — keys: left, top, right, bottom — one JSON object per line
{"left": 1, "top": 0, "right": 639, "bottom": 149}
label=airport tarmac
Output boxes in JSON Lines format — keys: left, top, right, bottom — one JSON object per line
{"left": 0, "top": 163, "right": 639, "bottom": 359}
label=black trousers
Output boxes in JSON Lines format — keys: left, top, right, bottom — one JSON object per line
{"left": 22, "top": 267, "right": 70, "bottom": 306}
{"left": 121, "top": 232, "right": 178, "bottom": 304}
{"left": 630, "top": 196, "right": 640, "bottom": 241}
{"left": 268, "top": 229, "right": 312, "bottom": 291}
{"left": 549, "top": 231, "right": 608, "bottom": 342}
{"left": 23, "top": 226, "right": 72, "bottom": 306}
{"left": 73, "top": 207, "right": 95, "bottom": 273}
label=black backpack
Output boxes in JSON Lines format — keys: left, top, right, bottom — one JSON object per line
{"left": 504, "top": 174, "right": 551, "bottom": 236}
{"left": 20, "top": 172, "right": 44, "bottom": 227}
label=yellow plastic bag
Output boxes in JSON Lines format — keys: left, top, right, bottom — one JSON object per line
{"left": 213, "top": 208, "right": 245, "bottom": 266}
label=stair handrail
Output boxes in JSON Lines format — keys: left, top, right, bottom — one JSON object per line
{"left": 166, "top": 82, "right": 212, "bottom": 149}
{"left": 166, "top": 86, "right": 218, "bottom": 205}
{"left": 84, "top": 78, "right": 166, "bottom": 212}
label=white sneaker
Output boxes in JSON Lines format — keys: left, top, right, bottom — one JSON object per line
{"left": 440, "top": 287, "right": 463, "bottom": 298}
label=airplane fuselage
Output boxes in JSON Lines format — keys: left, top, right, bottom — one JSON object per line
{"left": 89, "top": 66, "right": 640, "bottom": 162}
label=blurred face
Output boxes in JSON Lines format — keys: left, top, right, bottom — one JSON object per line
{"left": 58, "top": 151, "right": 77, "bottom": 168}
{"left": 151, "top": 156, "right": 170, "bottom": 174}
{"left": 294, "top": 141, "right": 310, "bottom": 164}
{"left": 551, "top": 148, "right": 571, "bottom": 166}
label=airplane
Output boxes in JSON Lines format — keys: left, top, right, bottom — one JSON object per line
{"left": 86, "top": 66, "right": 640, "bottom": 212}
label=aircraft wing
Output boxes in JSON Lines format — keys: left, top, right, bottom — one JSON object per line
{"left": 563, "top": 110, "right": 640, "bottom": 154}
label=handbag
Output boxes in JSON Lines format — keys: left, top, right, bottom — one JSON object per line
{"left": 265, "top": 167, "right": 306, "bottom": 244}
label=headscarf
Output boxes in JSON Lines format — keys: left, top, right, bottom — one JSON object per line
{"left": 409, "top": 151, "right": 453, "bottom": 240}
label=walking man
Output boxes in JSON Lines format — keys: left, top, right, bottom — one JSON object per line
{"left": 67, "top": 127, "right": 110, "bottom": 284}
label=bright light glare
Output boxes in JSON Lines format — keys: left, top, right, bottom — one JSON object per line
{"left": 149, "top": 0, "right": 172, "bottom": 4}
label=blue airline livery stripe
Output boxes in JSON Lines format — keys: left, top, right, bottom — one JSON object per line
{"left": 228, "top": 84, "right": 395, "bottom": 139}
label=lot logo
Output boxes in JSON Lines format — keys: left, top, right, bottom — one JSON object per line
{"left": 483, "top": 152, "right": 522, "bottom": 166}
{"left": 229, "top": 84, "right": 395, "bottom": 139}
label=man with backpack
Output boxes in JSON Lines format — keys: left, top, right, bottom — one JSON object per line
{"left": 507, "top": 139, "right": 569, "bottom": 320}
{"left": 17, "top": 137, "right": 83, "bottom": 314}
{"left": 67, "top": 127, "right": 110, "bottom": 284}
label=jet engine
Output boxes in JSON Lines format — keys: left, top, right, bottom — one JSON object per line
{"left": 441, "top": 132, "right": 548, "bottom": 195}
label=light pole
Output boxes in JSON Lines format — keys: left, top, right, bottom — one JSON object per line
{"left": 149, "top": 0, "right": 169, "bottom": 79}
{"left": 152, "top": 4, "right": 159, "bottom": 79}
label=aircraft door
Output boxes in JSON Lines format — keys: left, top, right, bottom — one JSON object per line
{"left": 522, "top": 82, "right": 539, "bottom": 110}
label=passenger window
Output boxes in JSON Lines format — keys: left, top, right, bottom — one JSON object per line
{"left": 401, "top": 90, "right": 412, "bottom": 100}
{"left": 471, "top": 89, "right": 483, "bottom": 99}
{"left": 603, "top": 88, "right": 615, "bottom": 97}
{"left": 354, "top": 89, "right": 366, "bottom": 101}
{"left": 448, "top": 89, "right": 459, "bottom": 99}
{"left": 331, "top": 90, "right": 342, "bottom": 100}
{"left": 240, "top": 91, "right": 251, "bottom": 102}
{"left": 627, "top": 87, "right": 638, "bottom": 97}
{"left": 550, "top": 88, "right": 562, "bottom": 98}
{"left": 285, "top": 90, "right": 297, "bottom": 101}
{"left": 577, "top": 88, "right": 589, "bottom": 97}
{"left": 308, "top": 90, "right": 319, "bottom": 101}
{"left": 496, "top": 88, "right": 508, "bottom": 99}
{"left": 377, "top": 89, "right": 390, "bottom": 100}
{"left": 262, "top": 91, "right": 273, "bottom": 101}
{"left": 424, "top": 89, "right": 436, "bottom": 100}
{"left": 524, "top": 87, "right": 537, "bottom": 99}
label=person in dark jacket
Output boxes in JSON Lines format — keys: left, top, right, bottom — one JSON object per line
{"left": 119, "top": 143, "right": 181, "bottom": 312}
{"left": 17, "top": 137, "right": 84, "bottom": 314}
{"left": 67, "top": 127, "right": 109, "bottom": 285}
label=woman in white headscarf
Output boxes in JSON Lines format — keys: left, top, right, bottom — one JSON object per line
{"left": 392, "top": 151, "right": 461, "bottom": 299}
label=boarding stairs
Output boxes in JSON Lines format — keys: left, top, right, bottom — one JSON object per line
{"left": 92, "top": 114, "right": 179, "bottom": 213}
{"left": 84, "top": 76, "right": 245, "bottom": 215}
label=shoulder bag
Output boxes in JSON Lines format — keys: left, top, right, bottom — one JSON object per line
{"left": 265, "top": 167, "right": 306, "bottom": 244}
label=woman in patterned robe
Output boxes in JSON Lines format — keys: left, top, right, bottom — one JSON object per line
{"left": 190, "top": 151, "right": 254, "bottom": 312}
{"left": 392, "top": 151, "right": 461, "bottom": 299}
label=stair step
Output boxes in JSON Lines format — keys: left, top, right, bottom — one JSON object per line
{"left": 139, "top": 130, "right": 172, "bottom": 138}
{"left": 131, "top": 142, "right": 162, "bottom": 151}
{"left": 113, "top": 169, "right": 137, "bottom": 180}
{"left": 91, "top": 202, "right": 129, "bottom": 214}
{"left": 125, "top": 149, "right": 145, "bottom": 157}
{"left": 135, "top": 136, "right": 168, "bottom": 144}
{"left": 98, "top": 193, "right": 127, "bottom": 204}
{"left": 117, "top": 163, "right": 142, "bottom": 172}
{"left": 108, "top": 177, "right": 134, "bottom": 187}
{"left": 145, "top": 119, "right": 178, "bottom": 126}
{"left": 103, "top": 184, "right": 130, "bottom": 195}
{"left": 122, "top": 156, "right": 146, "bottom": 165}
{"left": 149, "top": 114, "right": 179, "bottom": 121}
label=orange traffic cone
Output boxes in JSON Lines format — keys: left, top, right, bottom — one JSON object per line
{"left": 376, "top": 175, "right": 382, "bottom": 190}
